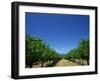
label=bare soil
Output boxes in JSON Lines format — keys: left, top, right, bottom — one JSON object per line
{"left": 31, "top": 59, "right": 88, "bottom": 68}
{"left": 55, "top": 59, "right": 80, "bottom": 67}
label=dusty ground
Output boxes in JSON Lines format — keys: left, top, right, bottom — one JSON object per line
{"left": 31, "top": 59, "right": 88, "bottom": 68}
{"left": 55, "top": 59, "right": 80, "bottom": 67}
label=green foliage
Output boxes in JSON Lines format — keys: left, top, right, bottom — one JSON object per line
{"left": 25, "top": 35, "right": 61, "bottom": 67}
{"left": 64, "top": 39, "right": 89, "bottom": 65}
{"left": 64, "top": 48, "right": 80, "bottom": 60}
{"left": 25, "top": 34, "right": 89, "bottom": 67}
{"left": 78, "top": 39, "right": 89, "bottom": 64}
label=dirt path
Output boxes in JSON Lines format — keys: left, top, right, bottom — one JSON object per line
{"left": 31, "top": 59, "right": 85, "bottom": 68}
{"left": 55, "top": 59, "right": 80, "bottom": 67}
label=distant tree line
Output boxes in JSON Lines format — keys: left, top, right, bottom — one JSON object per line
{"left": 64, "top": 39, "right": 89, "bottom": 65}
{"left": 25, "top": 35, "right": 61, "bottom": 68}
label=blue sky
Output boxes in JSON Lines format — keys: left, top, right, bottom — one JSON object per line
{"left": 25, "top": 12, "right": 89, "bottom": 54}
